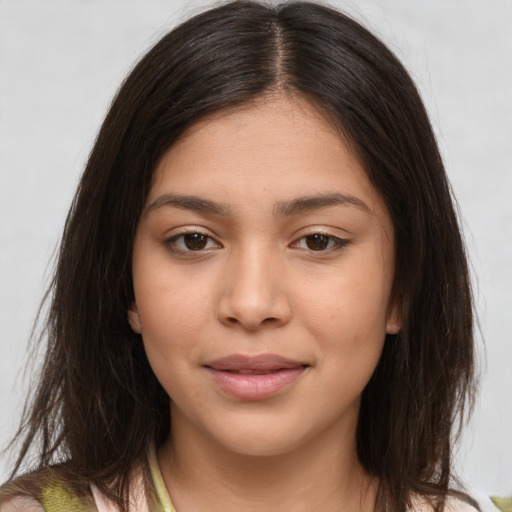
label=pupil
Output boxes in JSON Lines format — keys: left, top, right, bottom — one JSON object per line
{"left": 184, "top": 233, "right": 207, "bottom": 250}
{"left": 306, "top": 234, "right": 329, "bottom": 250}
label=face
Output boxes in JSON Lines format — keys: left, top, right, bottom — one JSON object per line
{"left": 129, "top": 94, "right": 400, "bottom": 459}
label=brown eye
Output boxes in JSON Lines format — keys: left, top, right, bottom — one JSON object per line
{"left": 293, "top": 233, "right": 349, "bottom": 253}
{"left": 165, "top": 231, "right": 220, "bottom": 254}
{"left": 305, "top": 234, "right": 330, "bottom": 250}
{"left": 183, "top": 233, "right": 208, "bottom": 250}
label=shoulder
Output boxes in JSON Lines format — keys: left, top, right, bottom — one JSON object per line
{"left": 0, "top": 495, "right": 44, "bottom": 512}
{"left": 443, "top": 492, "right": 505, "bottom": 512}
{"left": 0, "top": 474, "right": 43, "bottom": 512}
{"left": 444, "top": 496, "right": 481, "bottom": 512}
{"left": 0, "top": 469, "right": 96, "bottom": 512}
{"left": 411, "top": 494, "right": 484, "bottom": 512}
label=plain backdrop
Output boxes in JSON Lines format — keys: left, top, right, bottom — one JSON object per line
{"left": 1, "top": 0, "right": 511, "bottom": 501}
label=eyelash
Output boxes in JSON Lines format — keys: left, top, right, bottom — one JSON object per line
{"left": 292, "top": 233, "right": 349, "bottom": 252}
{"left": 165, "top": 229, "right": 220, "bottom": 254}
{"left": 164, "top": 230, "right": 349, "bottom": 255}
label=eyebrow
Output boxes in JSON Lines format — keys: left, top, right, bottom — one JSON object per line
{"left": 146, "top": 194, "right": 230, "bottom": 216}
{"left": 273, "top": 193, "right": 371, "bottom": 217}
{"left": 146, "top": 192, "right": 371, "bottom": 217}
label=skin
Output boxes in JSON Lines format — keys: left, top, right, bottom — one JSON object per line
{"left": 129, "top": 93, "right": 400, "bottom": 512}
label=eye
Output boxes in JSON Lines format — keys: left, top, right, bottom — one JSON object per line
{"left": 294, "top": 233, "right": 348, "bottom": 252}
{"left": 165, "top": 231, "right": 220, "bottom": 253}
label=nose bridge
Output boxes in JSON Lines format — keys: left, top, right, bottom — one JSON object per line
{"left": 216, "top": 240, "right": 291, "bottom": 330}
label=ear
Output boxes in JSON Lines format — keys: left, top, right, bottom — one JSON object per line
{"left": 128, "top": 303, "right": 142, "bottom": 334}
{"left": 385, "top": 301, "right": 402, "bottom": 335}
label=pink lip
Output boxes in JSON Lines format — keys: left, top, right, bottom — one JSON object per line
{"left": 205, "top": 354, "right": 308, "bottom": 400}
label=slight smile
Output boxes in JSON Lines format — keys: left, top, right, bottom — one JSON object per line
{"left": 205, "top": 354, "right": 309, "bottom": 400}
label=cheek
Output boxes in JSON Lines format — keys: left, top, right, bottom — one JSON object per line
{"left": 294, "top": 251, "right": 391, "bottom": 385}
{"left": 132, "top": 266, "right": 213, "bottom": 387}
{"left": 297, "top": 261, "right": 392, "bottom": 341}
{"left": 134, "top": 256, "right": 213, "bottom": 336}
{"left": 137, "top": 288, "right": 204, "bottom": 404}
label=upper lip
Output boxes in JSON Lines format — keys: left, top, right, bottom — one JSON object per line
{"left": 205, "top": 354, "right": 308, "bottom": 372}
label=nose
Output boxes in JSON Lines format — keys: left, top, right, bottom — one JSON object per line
{"left": 216, "top": 245, "right": 292, "bottom": 331}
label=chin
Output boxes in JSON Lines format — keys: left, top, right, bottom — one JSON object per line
{"left": 221, "top": 435, "right": 300, "bottom": 458}
{"left": 207, "top": 415, "right": 317, "bottom": 459}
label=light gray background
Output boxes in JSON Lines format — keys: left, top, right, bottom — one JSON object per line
{"left": 1, "top": 0, "right": 511, "bottom": 500}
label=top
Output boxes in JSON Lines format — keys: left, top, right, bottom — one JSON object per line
{"left": 0, "top": 450, "right": 500, "bottom": 511}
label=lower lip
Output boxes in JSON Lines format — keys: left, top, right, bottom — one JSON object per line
{"left": 206, "top": 367, "right": 307, "bottom": 400}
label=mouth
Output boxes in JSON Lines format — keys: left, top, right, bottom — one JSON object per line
{"left": 204, "top": 354, "right": 309, "bottom": 400}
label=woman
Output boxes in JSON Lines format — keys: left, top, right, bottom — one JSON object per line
{"left": 0, "top": 1, "right": 482, "bottom": 511}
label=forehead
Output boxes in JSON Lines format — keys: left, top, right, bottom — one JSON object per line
{"left": 149, "top": 94, "right": 386, "bottom": 220}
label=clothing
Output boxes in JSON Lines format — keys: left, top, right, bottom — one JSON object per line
{"left": 0, "top": 447, "right": 175, "bottom": 512}
{"left": 0, "top": 450, "right": 502, "bottom": 512}
{"left": 91, "top": 446, "right": 175, "bottom": 512}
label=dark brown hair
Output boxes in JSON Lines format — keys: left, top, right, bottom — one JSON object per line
{"left": 3, "top": 2, "right": 477, "bottom": 511}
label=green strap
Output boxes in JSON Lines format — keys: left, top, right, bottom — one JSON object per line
{"left": 39, "top": 479, "right": 95, "bottom": 512}
{"left": 148, "top": 445, "right": 177, "bottom": 512}
{"left": 491, "top": 497, "right": 512, "bottom": 512}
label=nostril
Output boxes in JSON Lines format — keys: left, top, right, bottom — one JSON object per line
{"left": 224, "top": 315, "right": 281, "bottom": 330}
{"left": 216, "top": 290, "right": 292, "bottom": 330}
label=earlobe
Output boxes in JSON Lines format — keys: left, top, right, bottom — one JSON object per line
{"left": 385, "top": 303, "right": 402, "bottom": 335}
{"left": 128, "top": 303, "right": 142, "bottom": 334}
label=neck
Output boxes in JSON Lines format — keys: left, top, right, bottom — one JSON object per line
{"left": 158, "top": 416, "right": 377, "bottom": 512}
